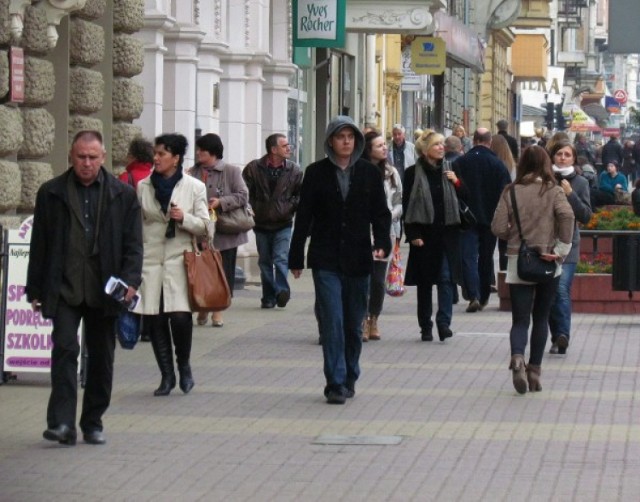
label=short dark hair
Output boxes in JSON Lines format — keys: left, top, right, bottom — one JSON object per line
{"left": 496, "top": 119, "right": 508, "bottom": 131}
{"left": 127, "top": 137, "right": 154, "bottom": 164}
{"left": 155, "top": 133, "right": 188, "bottom": 167}
{"left": 266, "top": 133, "right": 286, "bottom": 154}
{"left": 195, "top": 133, "right": 224, "bottom": 159}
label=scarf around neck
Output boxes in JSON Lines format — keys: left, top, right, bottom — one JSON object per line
{"left": 552, "top": 165, "right": 575, "bottom": 177}
{"left": 404, "top": 158, "right": 460, "bottom": 226}
{"left": 151, "top": 166, "right": 183, "bottom": 213}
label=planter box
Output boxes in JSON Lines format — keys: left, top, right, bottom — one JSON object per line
{"left": 580, "top": 234, "right": 612, "bottom": 258}
{"left": 497, "top": 271, "right": 640, "bottom": 314}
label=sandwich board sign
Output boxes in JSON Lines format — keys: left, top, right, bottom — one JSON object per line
{"left": 1, "top": 216, "right": 82, "bottom": 379}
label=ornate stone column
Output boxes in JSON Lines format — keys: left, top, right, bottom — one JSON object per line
{"left": 163, "top": 22, "right": 205, "bottom": 165}
{"left": 135, "top": 9, "right": 175, "bottom": 139}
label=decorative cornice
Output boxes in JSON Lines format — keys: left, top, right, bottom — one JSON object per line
{"left": 244, "top": 0, "right": 250, "bottom": 47}
{"left": 214, "top": 0, "right": 221, "bottom": 38}
{"left": 287, "top": 0, "right": 292, "bottom": 61}
{"left": 30, "top": 0, "right": 88, "bottom": 48}
{"left": 9, "top": 0, "right": 34, "bottom": 42}
{"left": 347, "top": 1, "right": 437, "bottom": 33}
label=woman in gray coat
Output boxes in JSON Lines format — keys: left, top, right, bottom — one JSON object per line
{"left": 548, "top": 141, "right": 592, "bottom": 355}
{"left": 135, "top": 133, "right": 209, "bottom": 396}
{"left": 189, "top": 133, "right": 249, "bottom": 327}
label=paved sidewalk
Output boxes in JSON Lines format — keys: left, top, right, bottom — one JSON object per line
{"left": 1, "top": 270, "right": 639, "bottom": 501}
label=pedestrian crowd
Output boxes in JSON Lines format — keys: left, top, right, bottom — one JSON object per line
{"left": 29, "top": 115, "right": 623, "bottom": 446}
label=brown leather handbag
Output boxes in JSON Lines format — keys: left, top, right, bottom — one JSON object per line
{"left": 183, "top": 237, "right": 231, "bottom": 312}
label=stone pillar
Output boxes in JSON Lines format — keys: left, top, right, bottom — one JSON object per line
{"left": 365, "top": 34, "right": 377, "bottom": 125}
{"left": 218, "top": 52, "right": 251, "bottom": 165}
{"left": 162, "top": 23, "right": 204, "bottom": 165}
{"left": 135, "top": 12, "right": 174, "bottom": 139}
{"left": 196, "top": 41, "right": 224, "bottom": 136}
{"left": 262, "top": 61, "right": 296, "bottom": 141}
{"left": 112, "top": 0, "right": 146, "bottom": 169}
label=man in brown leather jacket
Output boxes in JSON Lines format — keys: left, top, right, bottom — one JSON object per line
{"left": 243, "top": 134, "right": 302, "bottom": 309}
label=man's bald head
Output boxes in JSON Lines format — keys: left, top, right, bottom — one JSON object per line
{"left": 473, "top": 128, "right": 492, "bottom": 146}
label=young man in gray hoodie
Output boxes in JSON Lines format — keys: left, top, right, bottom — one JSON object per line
{"left": 289, "top": 116, "right": 391, "bottom": 404}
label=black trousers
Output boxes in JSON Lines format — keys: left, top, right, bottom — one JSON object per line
{"left": 47, "top": 299, "right": 116, "bottom": 433}
{"left": 509, "top": 277, "right": 559, "bottom": 366}
{"left": 220, "top": 247, "right": 238, "bottom": 295}
{"left": 367, "top": 260, "right": 387, "bottom": 317}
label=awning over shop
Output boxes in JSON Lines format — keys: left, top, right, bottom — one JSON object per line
{"left": 581, "top": 102, "right": 609, "bottom": 126}
{"left": 566, "top": 103, "right": 601, "bottom": 133}
{"left": 522, "top": 104, "right": 545, "bottom": 117}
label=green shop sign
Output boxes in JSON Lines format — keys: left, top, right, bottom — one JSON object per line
{"left": 293, "top": 0, "right": 346, "bottom": 48}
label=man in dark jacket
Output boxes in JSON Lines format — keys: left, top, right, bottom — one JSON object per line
{"left": 496, "top": 119, "right": 519, "bottom": 161}
{"left": 289, "top": 116, "right": 391, "bottom": 405}
{"left": 453, "top": 128, "right": 511, "bottom": 312}
{"left": 243, "top": 133, "right": 302, "bottom": 309}
{"left": 26, "top": 130, "right": 143, "bottom": 446}
{"left": 601, "top": 134, "right": 624, "bottom": 168}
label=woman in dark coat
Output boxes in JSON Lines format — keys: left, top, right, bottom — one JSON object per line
{"left": 403, "top": 131, "right": 466, "bottom": 342}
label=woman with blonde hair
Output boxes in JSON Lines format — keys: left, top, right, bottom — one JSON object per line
{"left": 403, "top": 131, "right": 467, "bottom": 342}
{"left": 453, "top": 125, "right": 472, "bottom": 153}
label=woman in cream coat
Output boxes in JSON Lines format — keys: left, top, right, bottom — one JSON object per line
{"left": 135, "top": 133, "right": 209, "bottom": 396}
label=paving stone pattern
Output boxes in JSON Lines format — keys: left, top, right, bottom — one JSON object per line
{"left": 1, "top": 268, "right": 639, "bottom": 501}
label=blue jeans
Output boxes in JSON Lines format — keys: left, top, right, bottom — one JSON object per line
{"left": 417, "top": 255, "right": 454, "bottom": 331}
{"left": 460, "top": 226, "right": 497, "bottom": 304}
{"left": 548, "top": 262, "right": 577, "bottom": 342}
{"left": 255, "top": 227, "right": 292, "bottom": 304}
{"left": 313, "top": 269, "right": 369, "bottom": 393}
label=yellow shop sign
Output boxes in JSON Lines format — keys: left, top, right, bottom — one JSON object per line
{"left": 411, "top": 37, "right": 446, "bottom": 75}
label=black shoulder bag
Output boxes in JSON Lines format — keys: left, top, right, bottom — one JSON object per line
{"left": 509, "top": 185, "right": 556, "bottom": 283}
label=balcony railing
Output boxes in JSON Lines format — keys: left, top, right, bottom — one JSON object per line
{"left": 558, "top": 0, "right": 588, "bottom": 16}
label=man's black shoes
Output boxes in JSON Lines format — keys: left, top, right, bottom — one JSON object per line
{"left": 276, "top": 290, "right": 290, "bottom": 308}
{"left": 83, "top": 430, "right": 106, "bottom": 445}
{"left": 325, "top": 390, "right": 346, "bottom": 404}
{"left": 437, "top": 325, "right": 453, "bottom": 341}
{"left": 43, "top": 424, "right": 77, "bottom": 446}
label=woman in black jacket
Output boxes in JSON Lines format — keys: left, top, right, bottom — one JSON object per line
{"left": 403, "top": 131, "right": 466, "bottom": 342}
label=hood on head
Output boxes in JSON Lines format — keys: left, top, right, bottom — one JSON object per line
{"left": 324, "top": 115, "right": 364, "bottom": 167}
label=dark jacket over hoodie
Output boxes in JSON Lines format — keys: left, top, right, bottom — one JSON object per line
{"left": 288, "top": 116, "right": 392, "bottom": 277}
{"left": 26, "top": 167, "right": 143, "bottom": 318}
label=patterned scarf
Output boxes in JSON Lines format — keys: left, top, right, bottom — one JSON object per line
{"left": 404, "top": 158, "right": 460, "bottom": 226}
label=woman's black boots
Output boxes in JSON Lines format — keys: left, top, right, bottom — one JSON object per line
{"left": 149, "top": 315, "right": 176, "bottom": 396}
{"left": 172, "top": 313, "right": 195, "bottom": 394}
{"left": 178, "top": 365, "right": 194, "bottom": 394}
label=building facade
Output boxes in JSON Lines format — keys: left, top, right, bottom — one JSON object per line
{"left": 0, "top": 0, "right": 145, "bottom": 228}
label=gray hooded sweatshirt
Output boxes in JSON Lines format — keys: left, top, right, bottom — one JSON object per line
{"left": 324, "top": 116, "right": 365, "bottom": 200}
